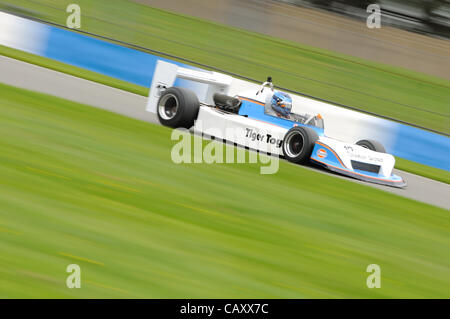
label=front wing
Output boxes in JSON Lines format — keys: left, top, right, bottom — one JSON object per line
{"left": 310, "top": 137, "right": 406, "bottom": 188}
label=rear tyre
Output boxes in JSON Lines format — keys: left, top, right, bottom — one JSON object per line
{"left": 282, "top": 127, "right": 318, "bottom": 164}
{"left": 356, "top": 139, "right": 386, "bottom": 153}
{"left": 157, "top": 87, "right": 200, "bottom": 129}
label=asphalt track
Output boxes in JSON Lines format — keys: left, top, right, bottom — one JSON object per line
{"left": 1, "top": 55, "right": 449, "bottom": 210}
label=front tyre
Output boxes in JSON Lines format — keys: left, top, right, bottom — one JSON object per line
{"left": 356, "top": 139, "right": 386, "bottom": 153}
{"left": 157, "top": 87, "right": 200, "bottom": 129}
{"left": 282, "top": 127, "right": 318, "bottom": 164}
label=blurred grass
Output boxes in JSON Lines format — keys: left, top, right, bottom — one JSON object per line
{"left": 2, "top": 44, "right": 449, "bottom": 183}
{"left": 1, "top": 0, "right": 449, "bottom": 134}
{"left": 0, "top": 82, "right": 449, "bottom": 298}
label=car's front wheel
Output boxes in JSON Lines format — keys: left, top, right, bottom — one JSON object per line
{"left": 282, "top": 126, "right": 318, "bottom": 164}
{"left": 356, "top": 139, "right": 386, "bottom": 153}
{"left": 157, "top": 87, "right": 200, "bottom": 129}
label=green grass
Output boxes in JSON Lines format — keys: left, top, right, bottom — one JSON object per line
{"left": 0, "top": 82, "right": 449, "bottom": 298}
{"left": 396, "top": 157, "right": 450, "bottom": 185}
{"left": 2, "top": 0, "right": 450, "bottom": 134}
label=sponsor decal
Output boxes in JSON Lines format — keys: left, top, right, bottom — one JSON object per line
{"left": 344, "top": 145, "right": 354, "bottom": 153}
{"left": 344, "top": 145, "right": 384, "bottom": 163}
{"left": 317, "top": 148, "right": 327, "bottom": 158}
{"left": 245, "top": 128, "right": 283, "bottom": 148}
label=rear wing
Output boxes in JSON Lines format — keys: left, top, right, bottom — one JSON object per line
{"left": 146, "top": 60, "right": 234, "bottom": 113}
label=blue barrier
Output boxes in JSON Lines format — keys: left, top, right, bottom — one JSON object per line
{"left": 44, "top": 26, "right": 197, "bottom": 88}
{"left": 392, "top": 124, "right": 450, "bottom": 171}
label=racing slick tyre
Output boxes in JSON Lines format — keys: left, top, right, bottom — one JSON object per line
{"left": 157, "top": 87, "right": 200, "bottom": 129}
{"left": 356, "top": 139, "right": 386, "bottom": 153}
{"left": 282, "top": 127, "right": 318, "bottom": 164}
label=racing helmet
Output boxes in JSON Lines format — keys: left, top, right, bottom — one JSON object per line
{"left": 271, "top": 91, "right": 292, "bottom": 117}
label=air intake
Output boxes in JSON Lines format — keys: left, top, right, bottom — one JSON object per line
{"left": 351, "top": 161, "right": 380, "bottom": 174}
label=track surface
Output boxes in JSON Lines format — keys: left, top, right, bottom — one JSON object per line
{"left": 1, "top": 55, "right": 448, "bottom": 210}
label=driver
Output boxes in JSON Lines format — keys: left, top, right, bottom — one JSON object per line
{"left": 265, "top": 91, "right": 292, "bottom": 119}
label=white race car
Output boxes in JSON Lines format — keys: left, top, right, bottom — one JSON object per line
{"left": 146, "top": 60, "right": 406, "bottom": 188}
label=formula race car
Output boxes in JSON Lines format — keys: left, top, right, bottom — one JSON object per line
{"left": 146, "top": 60, "right": 406, "bottom": 188}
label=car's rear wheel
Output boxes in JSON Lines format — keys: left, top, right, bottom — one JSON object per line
{"left": 356, "top": 139, "right": 386, "bottom": 153}
{"left": 282, "top": 127, "right": 318, "bottom": 164}
{"left": 157, "top": 87, "right": 200, "bottom": 129}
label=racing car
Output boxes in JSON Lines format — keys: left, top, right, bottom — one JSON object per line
{"left": 146, "top": 60, "right": 406, "bottom": 188}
